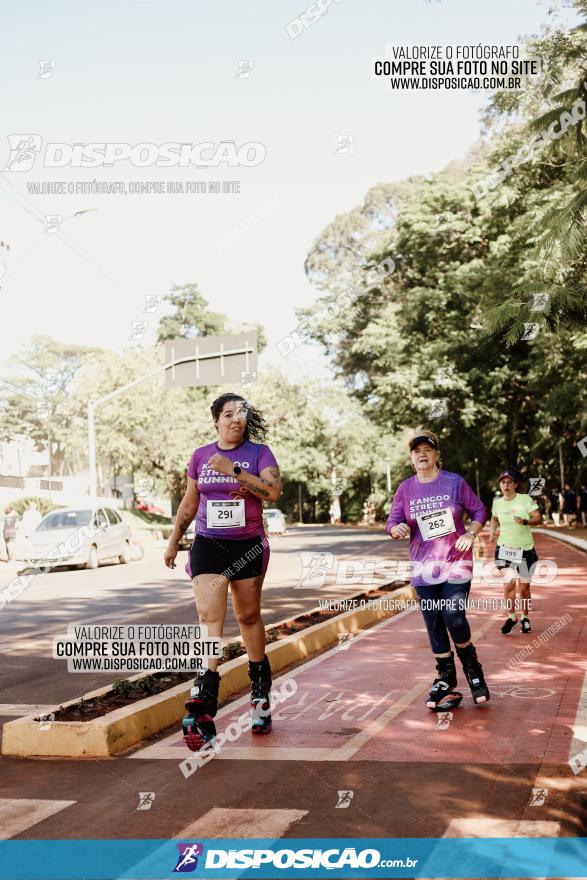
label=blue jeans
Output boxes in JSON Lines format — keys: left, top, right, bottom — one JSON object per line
{"left": 415, "top": 580, "right": 472, "bottom": 655}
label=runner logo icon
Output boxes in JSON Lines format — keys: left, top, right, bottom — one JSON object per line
{"left": 173, "top": 843, "right": 204, "bottom": 873}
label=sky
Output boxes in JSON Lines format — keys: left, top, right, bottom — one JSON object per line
{"left": 0, "top": 0, "right": 579, "bottom": 382}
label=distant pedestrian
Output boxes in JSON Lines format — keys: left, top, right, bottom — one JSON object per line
{"left": 535, "top": 493, "right": 546, "bottom": 518}
{"left": 329, "top": 496, "right": 341, "bottom": 525}
{"left": 579, "top": 484, "right": 587, "bottom": 528}
{"left": 561, "top": 483, "right": 577, "bottom": 527}
{"left": 490, "top": 469, "right": 542, "bottom": 635}
{"left": 21, "top": 503, "right": 42, "bottom": 538}
{"left": 549, "top": 488, "right": 561, "bottom": 527}
{"left": 3, "top": 506, "right": 18, "bottom": 560}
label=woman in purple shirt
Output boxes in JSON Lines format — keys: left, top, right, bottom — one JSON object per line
{"left": 165, "top": 393, "right": 282, "bottom": 751}
{"left": 387, "top": 431, "right": 490, "bottom": 710}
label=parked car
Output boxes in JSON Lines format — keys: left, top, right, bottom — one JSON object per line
{"left": 263, "top": 508, "right": 287, "bottom": 535}
{"left": 178, "top": 518, "right": 195, "bottom": 550}
{"left": 25, "top": 506, "right": 133, "bottom": 570}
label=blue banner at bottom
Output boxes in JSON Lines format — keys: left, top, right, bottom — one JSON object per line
{"left": 0, "top": 838, "right": 585, "bottom": 879}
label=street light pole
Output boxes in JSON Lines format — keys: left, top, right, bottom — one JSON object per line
{"left": 88, "top": 400, "right": 97, "bottom": 498}
{"left": 86, "top": 346, "right": 254, "bottom": 498}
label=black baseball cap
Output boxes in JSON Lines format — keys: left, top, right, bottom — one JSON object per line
{"left": 409, "top": 433, "right": 438, "bottom": 451}
{"left": 498, "top": 468, "right": 522, "bottom": 483}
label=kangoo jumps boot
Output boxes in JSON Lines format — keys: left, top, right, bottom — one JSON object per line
{"left": 182, "top": 668, "right": 220, "bottom": 751}
{"left": 248, "top": 654, "right": 272, "bottom": 734}
{"left": 426, "top": 651, "right": 463, "bottom": 711}
{"left": 456, "top": 643, "right": 490, "bottom": 705}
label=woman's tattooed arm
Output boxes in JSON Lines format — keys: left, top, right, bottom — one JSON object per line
{"left": 169, "top": 480, "right": 200, "bottom": 545}
{"left": 236, "top": 466, "right": 282, "bottom": 502}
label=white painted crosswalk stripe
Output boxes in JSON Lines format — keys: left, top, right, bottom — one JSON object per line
{"left": 443, "top": 818, "right": 561, "bottom": 837}
{"left": 569, "top": 668, "right": 587, "bottom": 766}
{"left": 118, "top": 808, "right": 307, "bottom": 879}
{"left": 0, "top": 704, "right": 53, "bottom": 717}
{"left": 0, "top": 798, "right": 77, "bottom": 839}
{"left": 176, "top": 807, "right": 308, "bottom": 839}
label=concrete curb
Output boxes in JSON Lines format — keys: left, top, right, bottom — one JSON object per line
{"left": 1, "top": 583, "right": 416, "bottom": 759}
{"left": 534, "top": 528, "right": 587, "bottom": 554}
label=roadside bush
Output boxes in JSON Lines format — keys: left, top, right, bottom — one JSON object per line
{"left": 10, "top": 496, "right": 59, "bottom": 517}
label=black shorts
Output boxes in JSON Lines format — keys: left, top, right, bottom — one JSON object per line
{"left": 494, "top": 545, "right": 538, "bottom": 575}
{"left": 188, "top": 534, "right": 270, "bottom": 580}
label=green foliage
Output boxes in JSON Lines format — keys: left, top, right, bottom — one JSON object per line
{"left": 0, "top": 336, "right": 100, "bottom": 476}
{"left": 157, "top": 283, "right": 229, "bottom": 342}
{"left": 222, "top": 641, "right": 245, "bottom": 661}
{"left": 112, "top": 676, "right": 158, "bottom": 698}
{"left": 157, "top": 283, "right": 266, "bottom": 351}
{"left": 112, "top": 678, "right": 133, "bottom": 698}
{"left": 479, "top": 2, "right": 587, "bottom": 341}
{"left": 136, "top": 675, "right": 158, "bottom": 694}
{"left": 10, "top": 496, "right": 58, "bottom": 517}
{"left": 303, "top": 65, "right": 587, "bottom": 494}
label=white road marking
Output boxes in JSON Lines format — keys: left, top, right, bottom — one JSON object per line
{"left": 118, "top": 809, "right": 307, "bottom": 879}
{"left": 0, "top": 704, "right": 53, "bottom": 717}
{"left": 0, "top": 798, "right": 76, "bottom": 839}
{"left": 429, "top": 818, "right": 560, "bottom": 880}
{"left": 443, "top": 817, "right": 560, "bottom": 837}
{"left": 176, "top": 807, "right": 308, "bottom": 838}
{"left": 569, "top": 668, "right": 587, "bottom": 766}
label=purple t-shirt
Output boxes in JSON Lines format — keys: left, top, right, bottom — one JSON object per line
{"left": 187, "top": 439, "right": 278, "bottom": 540}
{"left": 386, "top": 470, "right": 487, "bottom": 586}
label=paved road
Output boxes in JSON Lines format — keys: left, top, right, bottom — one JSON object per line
{"left": 1, "top": 530, "right": 584, "bottom": 878}
{"left": 0, "top": 525, "right": 406, "bottom": 713}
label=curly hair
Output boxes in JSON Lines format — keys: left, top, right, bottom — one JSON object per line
{"left": 210, "top": 393, "right": 268, "bottom": 443}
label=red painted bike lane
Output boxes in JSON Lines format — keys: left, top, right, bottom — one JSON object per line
{"left": 1, "top": 532, "right": 585, "bottom": 850}
{"left": 117, "top": 532, "right": 586, "bottom": 846}
{"left": 140, "top": 533, "right": 586, "bottom": 771}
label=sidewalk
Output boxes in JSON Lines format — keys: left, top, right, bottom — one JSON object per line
{"left": 0, "top": 531, "right": 585, "bottom": 846}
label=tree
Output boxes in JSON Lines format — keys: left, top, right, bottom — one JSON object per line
{"left": 480, "top": 1, "right": 587, "bottom": 342}
{"left": 302, "top": 155, "right": 587, "bottom": 493}
{"left": 0, "top": 336, "right": 99, "bottom": 476}
{"left": 157, "top": 283, "right": 266, "bottom": 350}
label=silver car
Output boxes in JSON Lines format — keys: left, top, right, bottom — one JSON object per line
{"left": 25, "top": 506, "right": 133, "bottom": 570}
{"left": 263, "top": 508, "right": 287, "bottom": 535}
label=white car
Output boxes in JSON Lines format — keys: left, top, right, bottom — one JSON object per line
{"left": 178, "top": 519, "right": 195, "bottom": 550}
{"left": 25, "top": 506, "right": 133, "bottom": 570}
{"left": 263, "top": 508, "right": 287, "bottom": 535}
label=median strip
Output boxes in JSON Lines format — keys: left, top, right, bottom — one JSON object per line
{"left": 1, "top": 582, "right": 415, "bottom": 759}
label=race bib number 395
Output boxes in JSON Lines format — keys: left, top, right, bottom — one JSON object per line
{"left": 207, "top": 499, "right": 245, "bottom": 529}
{"left": 416, "top": 507, "right": 456, "bottom": 541}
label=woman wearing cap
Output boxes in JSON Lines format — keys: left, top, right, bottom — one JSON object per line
{"left": 164, "top": 393, "right": 281, "bottom": 751}
{"left": 387, "top": 430, "right": 490, "bottom": 709}
{"left": 490, "top": 469, "right": 541, "bottom": 634}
